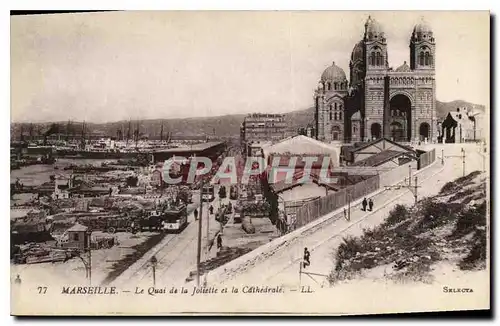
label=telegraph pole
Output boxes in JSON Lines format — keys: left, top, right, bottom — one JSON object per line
{"left": 461, "top": 148, "right": 465, "bottom": 177}
{"left": 445, "top": 148, "right": 466, "bottom": 177}
{"left": 88, "top": 232, "right": 92, "bottom": 286}
{"left": 347, "top": 193, "right": 351, "bottom": 221}
{"left": 206, "top": 190, "right": 210, "bottom": 260}
{"left": 196, "top": 180, "right": 203, "bottom": 287}
{"left": 413, "top": 176, "right": 418, "bottom": 206}
{"left": 385, "top": 176, "right": 420, "bottom": 206}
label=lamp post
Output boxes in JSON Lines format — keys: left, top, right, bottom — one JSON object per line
{"left": 150, "top": 255, "right": 158, "bottom": 287}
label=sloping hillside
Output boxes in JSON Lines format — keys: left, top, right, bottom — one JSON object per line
{"left": 330, "top": 171, "right": 488, "bottom": 285}
{"left": 11, "top": 100, "right": 484, "bottom": 140}
{"left": 436, "top": 100, "right": 485, "bottom": 119}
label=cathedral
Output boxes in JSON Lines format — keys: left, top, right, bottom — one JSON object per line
{"left": 314, "top": 16, "right": 437, "bottom": 144}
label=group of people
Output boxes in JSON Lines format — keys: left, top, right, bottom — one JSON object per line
{"left": 193, "top": 204, "right": 215, "bottom": 221}
{"left": 193, "top": 205, "right": 223, "bottom": 251}
{"left": 362, "top": 197, "right": 374, "bottom": 212}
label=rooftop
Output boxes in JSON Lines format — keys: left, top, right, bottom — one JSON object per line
{"left": 351, "top": 150, "right": 414, "bottom": 167}
{"left": 67, "top": 223, "right": 88, "bottom": 232}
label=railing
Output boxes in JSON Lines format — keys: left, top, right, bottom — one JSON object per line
{"left": 291, "top": 147, "right": 436, "bottom": 229}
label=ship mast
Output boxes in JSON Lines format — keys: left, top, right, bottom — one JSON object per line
{"left": 81, "top": 121, "right": 86, "bottom": 149}
{"left": 134, "top": 121, "right": 139, "bottom": 149}
{"left": 66, "top": 120, "right": 70, "bottom": 142}
{"left": 19, "top": 124, "right": 24, "bottom": 142}
{"left": 160, "top": 123, "right": 164, "bottom": 142}
{"left": 29, "top": 123, "right": 34, "bottom": 142}
{"left": 126, "top": 120, "right": 131, "bottom": 146}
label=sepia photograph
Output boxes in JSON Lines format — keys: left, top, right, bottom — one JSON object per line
{"left": 9, "top": 10, "right": 490, "bottom": 315}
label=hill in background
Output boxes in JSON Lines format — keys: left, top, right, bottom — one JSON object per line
{"left": 11, "top": 100, "right": 485, "bottom": 139}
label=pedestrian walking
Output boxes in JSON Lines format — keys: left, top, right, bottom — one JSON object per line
{"left": 216, "top": 233, "right": 223, "bottom": 251}
{"left": 303, "top": 247, "right": 311, "bottom": 269}
{"left": 344, "top": 208, "right": 349, "bottom": 221}
{"left": 362, "top": 197, "right": 368, "bottom": 211}
{"left": 368, "top": 198, "right": 374, "bottom": 212}
{"left": 194, "top": 208, "right": 198, "bottom": 221}
{"left": 209, "top": 205, "right": 214, "bottom": 215}
{"left": 14, "top": 275, "right": 21, "bottom": 285}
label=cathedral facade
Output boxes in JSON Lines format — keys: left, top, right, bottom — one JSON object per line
{"left": 314, "top": 16, "right": 437, "bottom": 144}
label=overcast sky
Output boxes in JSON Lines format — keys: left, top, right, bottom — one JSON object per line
{"left": 11, "top": 11, "right": 489, "bottom": 123}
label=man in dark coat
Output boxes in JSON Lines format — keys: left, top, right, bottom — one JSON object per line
{"left": 303, "top": 247, "right": 311, "bottom": 269}
{"left": 194, "top": 208, "right": 198, "bottom": 221}
{"left": 368, "top": 198, "right": 374, "bottom": 211}
{"left": 362, "top": 197, "right": 368, "bottom": 211}
{"left": 209, "top": 205, "right": 214, "bottom": 215}
{"left": 216, "top": 234, "right": 223, "bottom": 251}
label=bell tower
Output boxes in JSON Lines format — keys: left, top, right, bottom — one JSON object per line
{"left": 410, "top": 18, "right": 436, "bottom": 71}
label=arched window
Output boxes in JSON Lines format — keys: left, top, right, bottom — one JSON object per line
{"left": 334, "top": 82, "right": 338, "bottom": 90}
{"left": 370, "top": 52, "right": 376, "bottom": 66}
{"left": 375, "top": 52, "right": 381, "bottom": 66}
{"left": 339, "top": 112, "right": 342, "bottom": 120}
{"left": 334, "top": 103, "right": 337, "bottom": 110}
{"left": 327, "top": 82, "right": 331, "bottom": 90}
{"left": 334, "top": 112, "right": 338, "bottom": 120}
{"left": 339, "top": 104, "right": 343, "bottom": 110}
{"left": 329, "top": 106, "right": 332, "bottom": 120}
{"left": 424, "top": 52, "right": 430, "bottom": 65}
{"left": 419, "top": 52, "right": 425, "bottom": 66}
{"left": 428, "top": 54, "right": 433, "bottom": 65}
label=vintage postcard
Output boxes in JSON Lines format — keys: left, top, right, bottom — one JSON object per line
{"left": 10, "top": 11, "right": 490, "bottom": 315}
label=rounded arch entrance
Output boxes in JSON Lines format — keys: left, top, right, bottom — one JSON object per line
{"left": 419, "top": 122, "right": 430, "bottom": 141}
{"left": 390, "top": 121, "right": 404, "bottom": 141}
{"left": 389, "top": 94, "right": 412, "bottom": 141}
{"left": 370, "top": 123, "right": 382, "bottom": 140}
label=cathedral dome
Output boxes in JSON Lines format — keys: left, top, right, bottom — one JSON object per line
{"left": 412, "top": 18, "right": 434, "bottom": 42}
{"left": 364, "top": 16, "right": 385, "bottom": 39}
{"left": 413, "top": 19, "right": 432, "bottom": 34}
{"left": 350, "top": 40, "right": 364, "bottom": 62}
{"left": 321, "top": 61, "right": 347, "bottom": 82}
{"left": 395, "top": 61, "right": 411, "bottom": 72}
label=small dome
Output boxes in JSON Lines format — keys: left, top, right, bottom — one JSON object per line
{"left": 413, "top": 18, "right": 432, "bottom": 34}
{"left": 321, "top": 61, "right": 347, "bottom": 82}
{"left": 395, "top": 61, "right": 411, "bottom": 72}
{"left": 412, "top": 17, "right": 434, "bottom": 41}
{"left": 364, "top": 16, "right": 384, "bottom": 39}
{"left": 350, "top": 40, "right": 364, "bottom": 62}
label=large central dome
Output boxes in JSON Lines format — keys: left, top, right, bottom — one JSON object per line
{"left": 320, "top": 61, "right": 347, "bottom": 82}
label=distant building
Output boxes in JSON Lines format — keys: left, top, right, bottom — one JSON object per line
{"left": 65, "top": 223, "right": 89, "bottom": 250}
{"left": 341, "top": 137, "right": 417, "bottom": 166}
{"left": 441, "top": 107, "right": 483, "bottom": 143}
{"left": 240, "top": 113, "right": 287, "bottom": 148}
{"left": 150, "top": 169, "right": 163, "bottom": 188}
{"left": 298, "top": 125, "right": 316, "bottom": 138}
